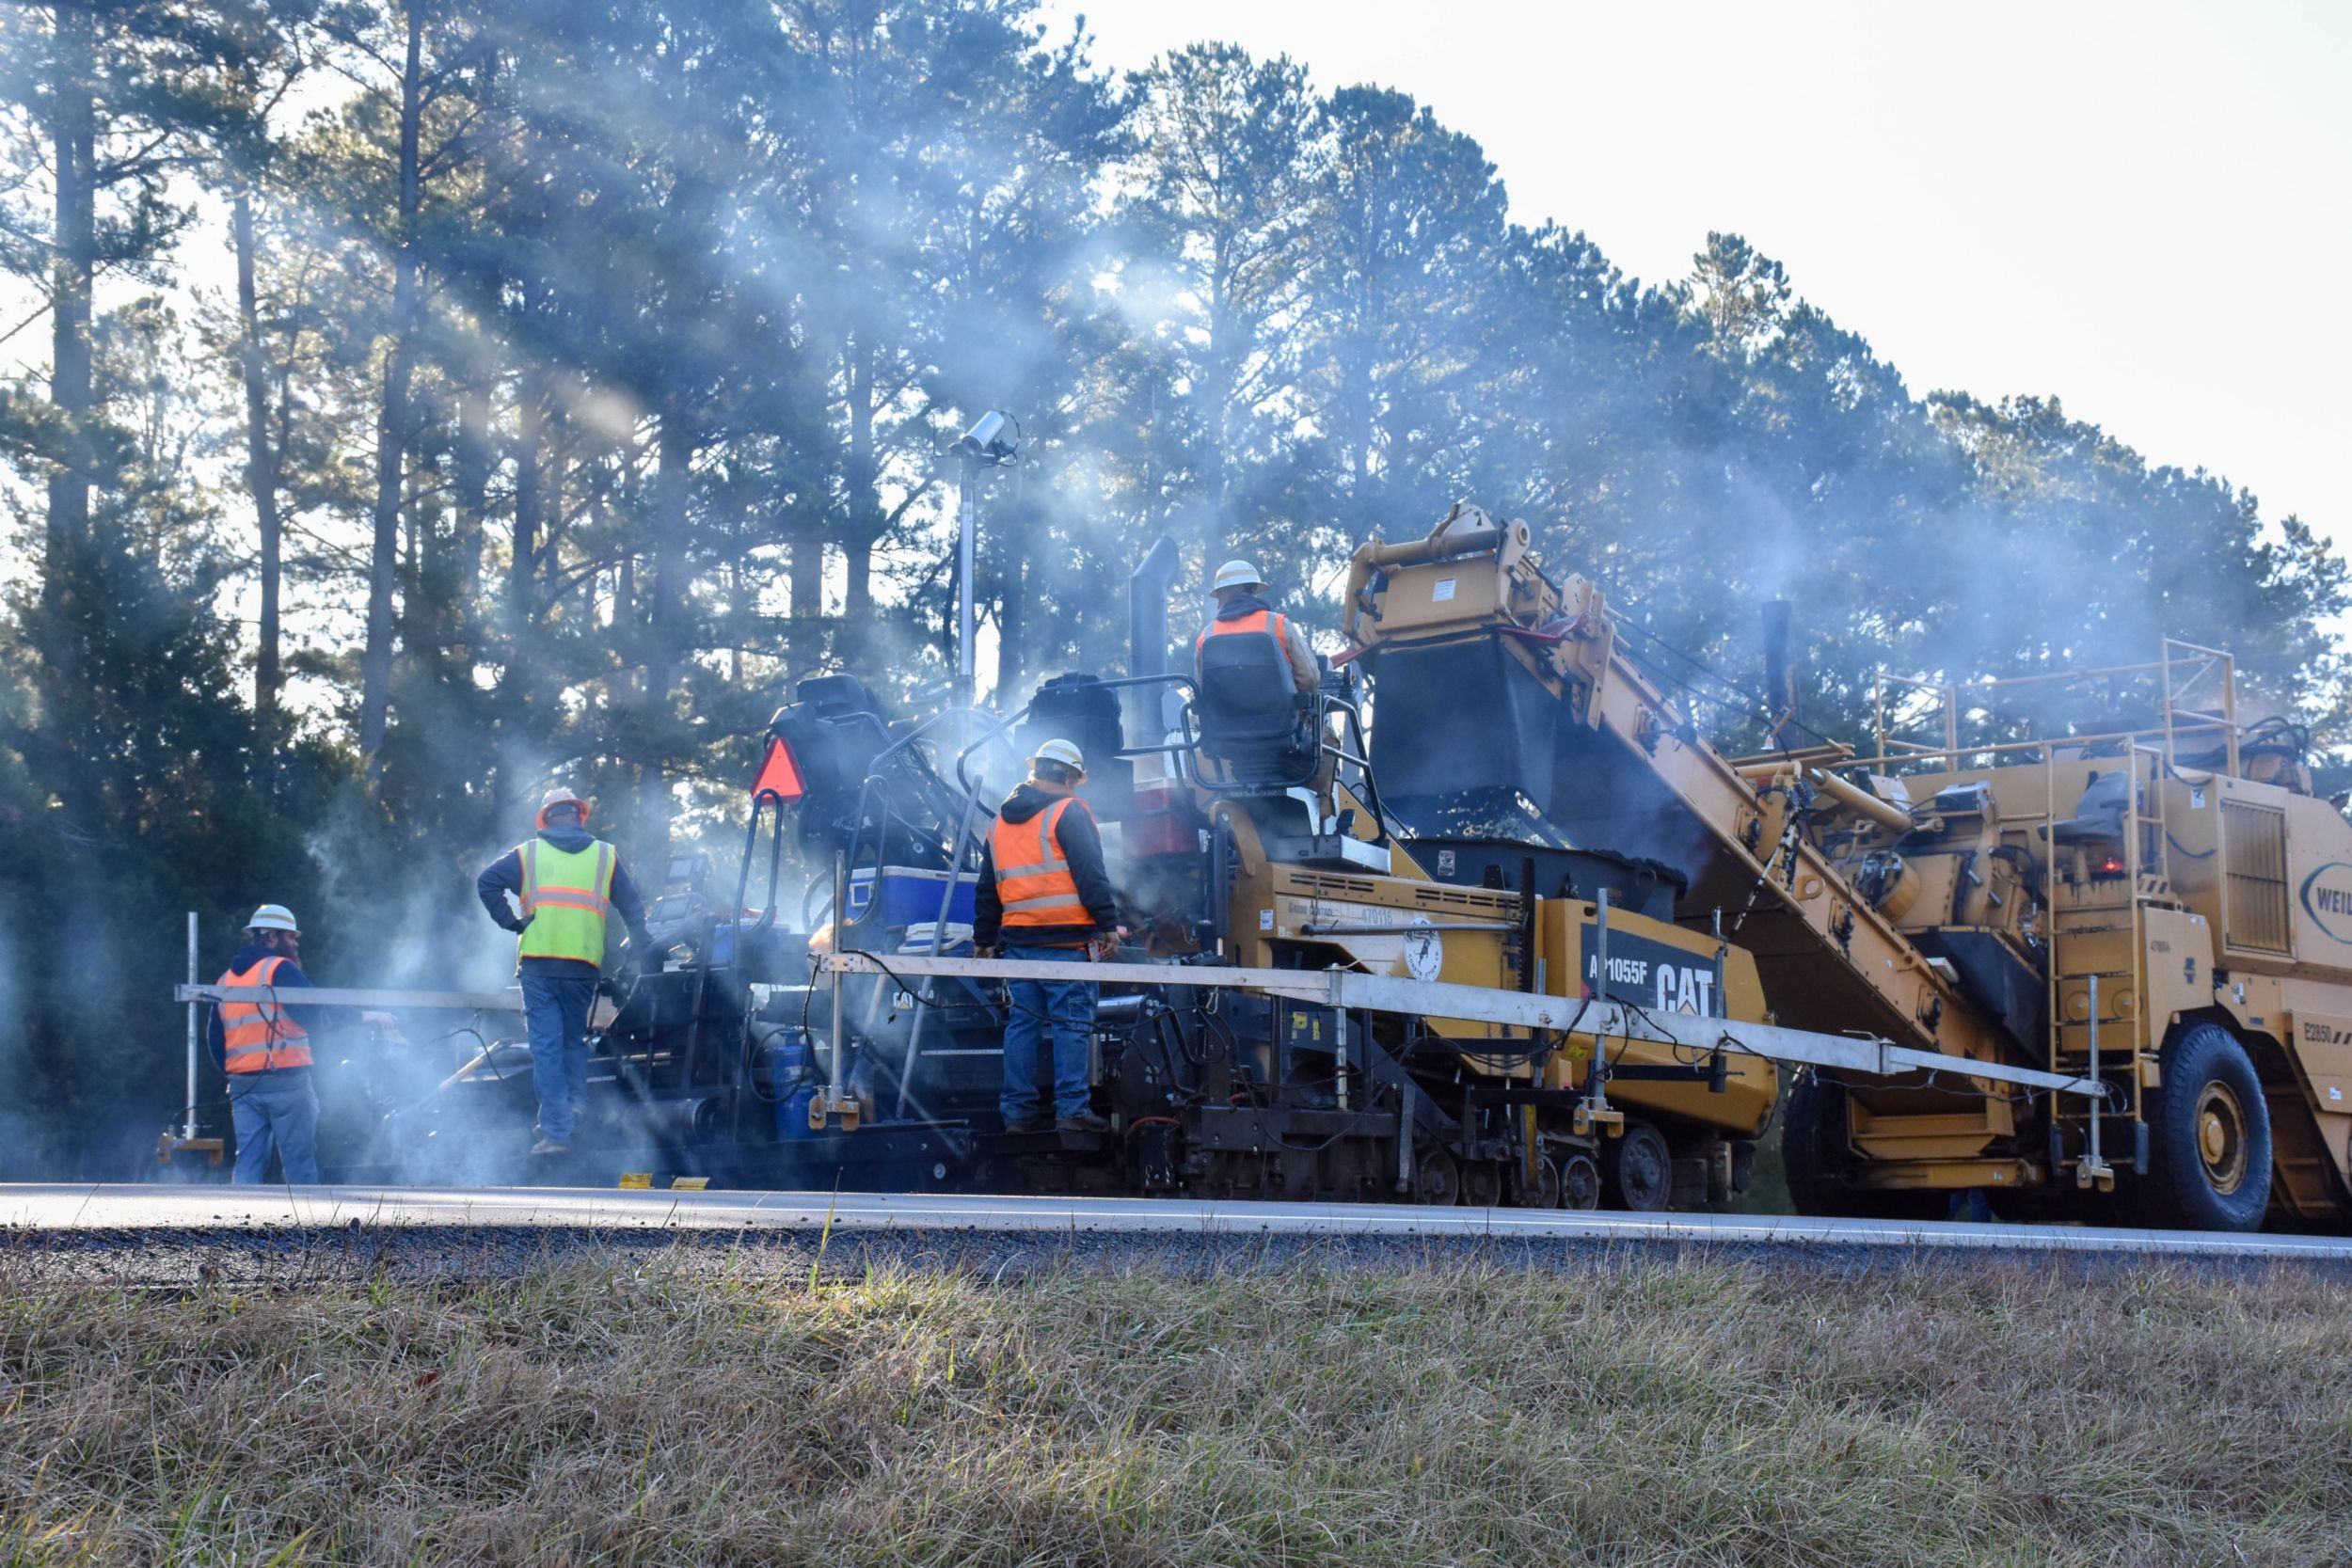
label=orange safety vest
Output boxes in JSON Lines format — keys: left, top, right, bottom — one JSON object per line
{"left": 1196, "top": 608, "right": 1298, "bottom": 691}
{"left": 216, "top": 955, "right": 312, "bottom": 1073}
{"left": 1204, "top": 606, "right": 1298, "bottom": 657}
{"left": 992, "top": 796, "right": 1095, "bottom": 931}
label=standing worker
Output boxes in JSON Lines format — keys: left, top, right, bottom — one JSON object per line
{"left": 973, "top": 740, "right": 1124, "bottom": 1133}
{"left": 475, "top": 787, "right": 653, "bottom": 1155}
{"left": 209, "top": 904, "right": 398, "bottom": 1184}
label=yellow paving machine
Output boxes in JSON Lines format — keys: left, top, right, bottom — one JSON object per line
{"left": 1344, "top": 502, "right": 2352, "bottom": 1229}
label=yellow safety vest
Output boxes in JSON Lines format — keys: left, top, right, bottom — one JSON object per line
{"left": 517, "top": 838, "right": 616, "bottom": 966}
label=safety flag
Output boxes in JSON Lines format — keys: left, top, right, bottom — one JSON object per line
{"left": 752, "top": 737, "right": 805, "bottom": 803}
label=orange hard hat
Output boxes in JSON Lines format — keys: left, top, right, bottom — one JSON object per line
{"left": 536, "top": 787, "right": 592, "bottom": 830}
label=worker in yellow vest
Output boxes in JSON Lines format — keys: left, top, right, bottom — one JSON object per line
{"left": 973, "top": 740, "right": 1125, "bottom": 1133}
{"left": 474, "top": 787, "right": 653, "bottom": 1154}
{"left": 207, "top": 904, "right": 398, "bottom": 1183}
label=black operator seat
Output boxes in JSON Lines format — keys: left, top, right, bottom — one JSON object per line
{"left": 2046, "top": 768, "right": 2131, "bottom": 845}
{"left": 1195, "top": 626, "right": 1316, "bottom": 786}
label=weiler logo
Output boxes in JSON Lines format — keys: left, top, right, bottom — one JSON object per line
{"left": 2300, "top": 863, "right": 2352, "bottom": 943}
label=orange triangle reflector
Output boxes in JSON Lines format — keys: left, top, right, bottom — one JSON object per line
{"left": 752, "top": 737, "right": 805, "bottom": 803}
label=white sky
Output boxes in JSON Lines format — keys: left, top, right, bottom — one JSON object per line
{"left": 1044, "top": 0, "right": 2352, "bottom": 545}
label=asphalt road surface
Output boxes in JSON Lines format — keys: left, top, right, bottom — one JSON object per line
{"left": 5, "top": 1183, "right": 2350, "bottom": 1285}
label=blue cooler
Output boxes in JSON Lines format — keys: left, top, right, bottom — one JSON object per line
{"left": 846, "top": 866, "right": 977, "bottom": 929}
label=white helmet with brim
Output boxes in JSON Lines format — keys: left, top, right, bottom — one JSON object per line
{"left": 246, "top": 903, "right": 299, "bottom": 935}
{"left": 1030, "top": 737, "right": 1087, "bottom": 774}
{"left": 1213, "top": 559, "right": 1266, "bottom": 594}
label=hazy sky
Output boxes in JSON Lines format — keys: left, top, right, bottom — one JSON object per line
{"left": 1042, "top": 0, "right": 2352, "bottom": 547}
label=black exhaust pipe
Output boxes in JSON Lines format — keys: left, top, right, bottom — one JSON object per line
{"left": 1762, "top": 599, "right": 1796, "bottom": 736}
{"left": 1128, "top": 535, "right": 1182, "bottom": 735}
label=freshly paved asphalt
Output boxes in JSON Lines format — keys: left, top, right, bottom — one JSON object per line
{"left": 7, "top": 1183, "right": 2350, "bottom": 1266}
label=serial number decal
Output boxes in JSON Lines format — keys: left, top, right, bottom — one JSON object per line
{"left": 1581, "top": 921, "right": 1720, "bottom": 1017}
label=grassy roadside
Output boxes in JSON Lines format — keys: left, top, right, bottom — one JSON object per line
{"left": 4, "top": 1254, "right": 2348, "bottom": 1566}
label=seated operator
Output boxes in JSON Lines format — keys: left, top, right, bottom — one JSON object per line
{"left": 1196, "top": 558, "right": 1318, "bottom": 696}
{"left": 1194, "top": 558, "right": 1331, "bottom": 797}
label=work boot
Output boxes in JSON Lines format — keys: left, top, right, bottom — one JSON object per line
{"left": 1056, "top": 1112, "right": 1110, "bottom": 1134}
{"left": 1003, "top": 1115, "right": 1050, "bottom": 1134}
{"left": 530, "top": 1137, "right": 570, "bottom": 1156}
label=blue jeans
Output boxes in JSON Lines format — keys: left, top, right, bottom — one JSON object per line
{"left": 999, "top": 943, "right": 1098, "bottom": 1124}
{"left": 230, "top": 1069, "right": 319, "bottom": 1184}
{"left": 521, "top": 972, "right": 597, "bottom": 1145}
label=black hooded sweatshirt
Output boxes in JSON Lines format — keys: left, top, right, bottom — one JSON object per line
{"left": 973, "top": 784, "right": 1120, "bottom": 948}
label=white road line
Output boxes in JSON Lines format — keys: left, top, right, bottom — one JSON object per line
{"left": 5, "top": 1184, "right": 2351, "bottom": 1260}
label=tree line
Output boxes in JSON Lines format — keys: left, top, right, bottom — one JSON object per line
{"left": 0, "top": 0, "right": 2342, "bottom": 1174}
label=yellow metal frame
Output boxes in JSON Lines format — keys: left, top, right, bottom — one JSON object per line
{"left": 1850, "top": 641, "right": 2249, "bottom": 1187}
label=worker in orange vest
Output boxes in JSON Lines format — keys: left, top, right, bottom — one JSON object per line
{"left": 1196, "top": 559, "right": 1318, "bottom": 693}
{"left": 1195, "top": 558, "right": 1331, "bottom": 797}
{"left": 207, "top": 904, "right": 397, "bottom": 1184}
{"left": 973, "top": 739, "right": 1124, "bottom": 1133}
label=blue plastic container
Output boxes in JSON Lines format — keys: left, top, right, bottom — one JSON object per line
{"left": 769, "top": 1037, "right": 817, "bottom": 1141}
{"left": 846, "top": 866, "right": 977, "bottom": 928}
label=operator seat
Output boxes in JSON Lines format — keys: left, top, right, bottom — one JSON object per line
{"left": 1195, "top": 629, "right": 1317, "bottom": 787}
{"left": 2046, "top": 769, "right": 2130, "bottom": 845}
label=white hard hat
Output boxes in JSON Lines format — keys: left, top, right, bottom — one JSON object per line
{"left": 246, "top": 904, "right": 299, "bottom": 934}
{"left": 537, "top": 786, "right": 591, "bottom": 829}
{"left": 1213, "top": 559, "right": 1266, "bottom": 593}
{"left": 1031, "top": 738, "right": 1087, "bottom": 773}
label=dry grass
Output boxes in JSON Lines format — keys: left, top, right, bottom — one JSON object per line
{"left": 4, "top": 1253, "right": 2349, "bottom": 1566}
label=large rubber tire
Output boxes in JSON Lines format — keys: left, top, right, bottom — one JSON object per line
{"left": 1601, "top": 1120, "right": 1672, "bottom": 1212}
{"left": 1778, "top": 1069, "right": 1948, "bottom": 1221}
{"left": 2138, "top": 1021, "right": 2272, "bottom": 1233}
{"left": 1779, "top": 1069, "right": 1848, "bottom": 1217}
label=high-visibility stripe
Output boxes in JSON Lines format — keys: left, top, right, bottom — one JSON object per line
{"left": 1004, "top": 892, "right": 1086, "bottom": 912}
{"left": 1196, "top": 609, "right": 1289, "bottom": 649}
{"left": 217, "top": 955, "right": 312, "bottom": 1073}
{"left": 529, "top": 893, "right": 612, "bottom": 912}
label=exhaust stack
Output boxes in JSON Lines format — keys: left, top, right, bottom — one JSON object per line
{"left": 1128, "top": 535, "right": 1182, "bottom": 735}
{"left": 1762, "top": 599, "right": 1797, "bottom": 741}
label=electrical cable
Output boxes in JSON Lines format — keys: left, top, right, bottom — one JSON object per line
{"left": 2165, "top": 832, "right": 2216, "bottom": 861}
